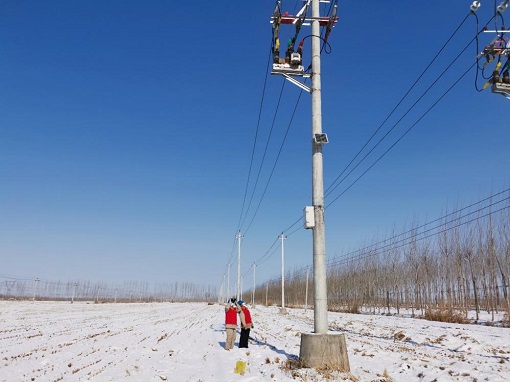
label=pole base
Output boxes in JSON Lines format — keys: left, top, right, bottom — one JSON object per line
{"left": 299, "top": 333, "right": 350, "bottom": 372}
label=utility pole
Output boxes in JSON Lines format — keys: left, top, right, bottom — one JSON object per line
{"left": 32, "top": 278, "right": 39, "bottom": 301}
{"left": 252, "top": 262, "right": 256, "bottom": 305}
{"left": 222, "top": 274, "right": 226, "bottom": 302}
{"left": 270, "top": 0, "right": 349, "bottom": 370}
{"left": 305, "top": 266, "right": 309, "bottom": 312}
{"left": 279, "top": 232, "right": 287, "bottom": 313}
{"left": 301, "top": 0, "right": 349, "bottom": 370}
{"left": 227, "top": 262, "right": 231, "bottom": 300}
{"left": 310, "top": 0, "right": 328, "bottom": 336}
{"left": 236, "top": 231, "right": 243, "bottom": 300}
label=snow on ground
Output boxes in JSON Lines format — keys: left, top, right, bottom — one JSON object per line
{"left": 0, "top": 301, "right": 508, "bottom": 381}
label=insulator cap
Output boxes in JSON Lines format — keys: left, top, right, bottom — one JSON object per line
{"left": 470, "top": 1, "right": 481, "bottom": 12}
{"left": 497, "top": 2, "right": 509, "bottom": 13}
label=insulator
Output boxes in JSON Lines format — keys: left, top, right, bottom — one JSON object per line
{"left": 493, "top": 71, "right": 501, "bottom": 83}
{"left": 497, "top": 1, "right": 509, "bottom": 13}
{"left": 503, "top": 71, "right": 510, "bottom": 84}
{"left": 470, "top": 1, "right": 481, "bottom": 12}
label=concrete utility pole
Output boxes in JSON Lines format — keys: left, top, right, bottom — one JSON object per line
{"left": 279, "top": 233, "right": 287, "bottom": 312}
{"left": 222, "top": 274, "right": 226, "bottom": 302}
{"left": 236, "top": 231, "right": 243, "bottom": 300}
{"left": 298, "top": 0, "right": 350, "bottom": 371}
{"left": 227, "top": 262, "right": 231, "bottom": 299}
{"left": 252, "top": 262, "right": 256, "bottom": 305}
{"left": 32, "top": 278, "right": 39, "bottom": 301}
{"left": 305, "top": 267, "right": 309, "bottom": 312}
{"left": 310, "top": 0, "right": 328, "bottom": 336}
{"left": 71, "top": 282, "right": 77, "bottom": 304}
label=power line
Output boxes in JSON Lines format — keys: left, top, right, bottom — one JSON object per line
{"left": 325, "top": 12, "right": 472, "bottom": 197}
{"left": 247, "top": 10, "right": 488, "bottom": 269}
{"left": 285, "top": 188, "right": 510, "bottom": 278}
{"left": 236, "top": 46, "right": 273, "bottom": 233}
{"left": 240, "top": 79, "right": 287, "bottom": 233}
{"left": 231, "top": 4, "right": 507, "bottom": 288}
{"left": 328, "top": 203, "right": 510, "bottom": 269}
{"left": 329, "top": 187, "right": 510, "bottom": 261}
{"left": 243, "top": 86, "right": 305, "bottom": 234}
{"left": 325, "top": 61, "right": 476, "bottom": 209}
{"left": 328, "top": 194, "right": 510, "bottom": 266}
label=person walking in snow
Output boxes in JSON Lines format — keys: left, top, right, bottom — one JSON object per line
{"left": 224, "top": 298, "right": 238, "bottom": 350}
{"left": 236, "top": 300, "right": 253, "bottom": 348}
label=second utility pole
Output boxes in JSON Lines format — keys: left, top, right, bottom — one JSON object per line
{"left": 236, "top": 231, "right": 243, "bottom": 301}
{"left": 279, "top": 232, "right": 287, "bottom": 313}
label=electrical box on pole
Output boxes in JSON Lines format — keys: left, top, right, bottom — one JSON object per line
{"left": 303, "top": 206, "right": 315, "bottom": 229}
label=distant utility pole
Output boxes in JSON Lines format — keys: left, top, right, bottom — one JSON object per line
{"left": 305, "top": 267, "right": 309, "bottom": 312}
{"left": 279, "top": 233, "right": 287, "bottom": 312}
{"left": 222, "top": 274, "right": 226, "bottom": 302}
{"left": 71, "top": 282, "right": 77, "bottom": 303}
{"left": 32, "top": 278, "right": 39, "bottom": 301}
{"left": 252, "top": 262, "right": 256, "bottom": 305}
{"left": 227, "top": 262, "right": 231, "bottom": 299}
{"left": 236, "top": 231, "right": 243, "bottom": 300}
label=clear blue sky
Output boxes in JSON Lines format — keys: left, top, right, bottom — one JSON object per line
{"left": 1, "top": 1, "right": 509, "bottom": 291}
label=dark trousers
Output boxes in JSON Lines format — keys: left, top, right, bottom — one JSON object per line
{"left": 239, "top": 328, "right": 250, "bottom": 348}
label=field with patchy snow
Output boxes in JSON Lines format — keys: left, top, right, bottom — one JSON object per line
{"left": 0, "top": 301, "right": 508, "bottom": 381}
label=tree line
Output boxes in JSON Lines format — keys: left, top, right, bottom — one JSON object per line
{"left": 0, "top": 278, "right": 217, "bottom": 303}
{"left": 252, "top": 193, "right": 510, "bottom": 323}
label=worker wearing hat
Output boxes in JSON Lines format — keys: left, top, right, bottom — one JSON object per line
{"left": 224, "top": 298, "right": 238, "bottom": 350}
{"left": 236, "top": 300, "right": 254, "bottom": 348}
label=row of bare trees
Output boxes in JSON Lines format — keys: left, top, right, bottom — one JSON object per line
{"left": 0, "top": 278, "right": 217, "bottom": 303}
{"left": 252, "top": 193, "right": 510, "bottom": 322}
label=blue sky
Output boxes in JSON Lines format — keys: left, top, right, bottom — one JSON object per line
{"left": 1, "top": 1, "right": 509, "bottom": 292}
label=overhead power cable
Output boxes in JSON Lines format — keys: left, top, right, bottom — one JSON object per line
{"left": 251, "top": 236, "right": 281, "bottom": 267}
{"left": 331, "top": 187, "right": 510, "bottom": 262}
{"left": 240, "top": 12, "right": 480, "bottom": 278}
{"left": 328, "top": 203, "right": 510, "bottom": 269}
{"left": 272, "top": 10, "right": 497, "bottom": 245}
{"left": 326, "top": 61, "right": 476, "bottom": 208}
{"left": 327, "top": 193, "right": 510, "bottom": 267}
{"left": 325, "top": 11, "right": 473, "bottom": 198}
{"left": 243, "top": 86, "right": 305, "bottom": 234}
{"left": 286, "top": 191, "right": 510, "bottom": 279}
{"left": 236, "top": 46, "right": 273, "bottom": 234}
{"left": 240, "top": 79, "right": 287, "bottom": 233}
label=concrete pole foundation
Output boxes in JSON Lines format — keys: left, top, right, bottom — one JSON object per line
{"left": 299, "top": 333, "right": 350, "bottom": 372}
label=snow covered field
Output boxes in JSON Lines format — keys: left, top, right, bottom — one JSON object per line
{"left": 0, "top": 301, "right": 508, "bottom": 381}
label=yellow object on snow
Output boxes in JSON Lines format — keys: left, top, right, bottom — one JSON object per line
{"left": 234, "top": 360, "right": 247, "bottom": 375}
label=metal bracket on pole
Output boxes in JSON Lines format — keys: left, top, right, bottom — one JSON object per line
{"left": 281, "top": 73, "right": 311, "bottom": 93}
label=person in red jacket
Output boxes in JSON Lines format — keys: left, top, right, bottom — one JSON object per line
{"left": 224, "top": 298, "right": 238, "bottom": 350}
{"left": 237, "top": 300, "right": 253, "bottom": 348}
